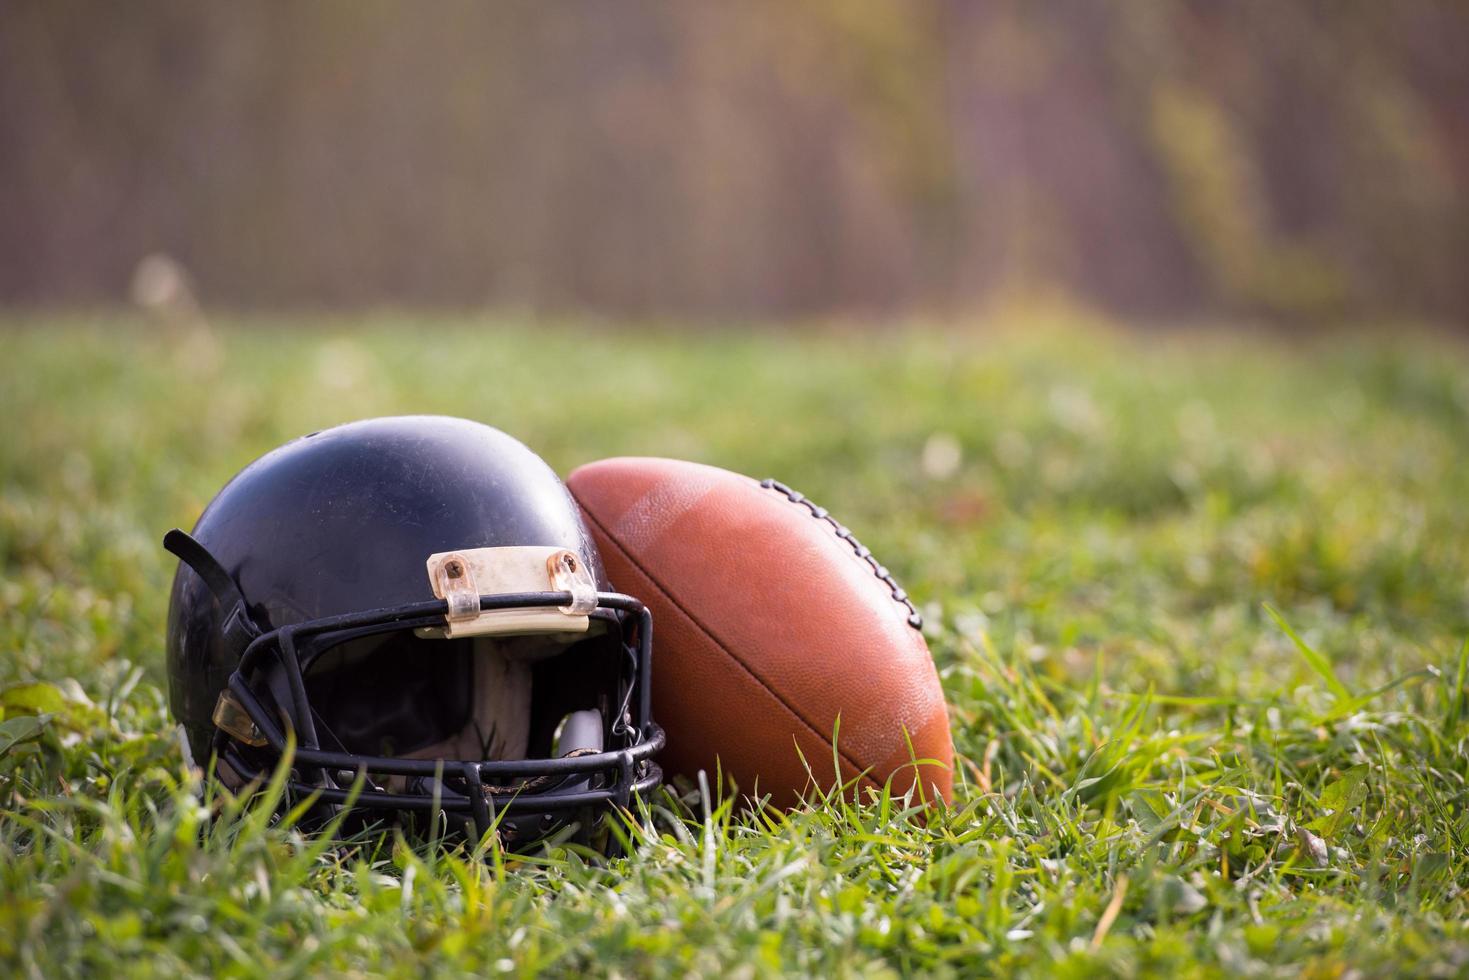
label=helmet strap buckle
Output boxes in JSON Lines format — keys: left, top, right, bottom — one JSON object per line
{"left": 434, "top": 554, "right": 481, "bottom": 622}
{"left": 548, "top": 549, "right": 597, "bottom": 615}
{"left": 212, "top": 690, "right": 267, "bottom": 747}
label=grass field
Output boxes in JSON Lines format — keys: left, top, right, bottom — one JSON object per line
{"left": 3, "top": 312, "right": 1469, "bottom": 977}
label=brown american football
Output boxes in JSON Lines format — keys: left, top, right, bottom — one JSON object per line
{"left": 567, "top": 457, "right": 953, "bottom": 809}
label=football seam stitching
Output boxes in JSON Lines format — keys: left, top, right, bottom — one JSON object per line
{"left": 578, "top": 502, "right": 881, "bottom": 793}
{"left": 758, "top": 479, "right": 923, "bottom": 631}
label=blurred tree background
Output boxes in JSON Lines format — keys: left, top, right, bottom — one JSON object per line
{"left": 1, "top": 0, "right": 1465, "bottom": 323}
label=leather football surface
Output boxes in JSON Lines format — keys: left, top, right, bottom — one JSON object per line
{"left": 568, "top": 456, "right": 954, "bottom": 809}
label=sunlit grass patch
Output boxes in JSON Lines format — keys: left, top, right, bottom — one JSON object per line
{"left": 2, "top": 313, "right": 1468, "bottom": 975}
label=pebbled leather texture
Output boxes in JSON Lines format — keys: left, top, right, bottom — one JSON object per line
{"left": 568, "top": 456, "right": 953, "bottom": 808}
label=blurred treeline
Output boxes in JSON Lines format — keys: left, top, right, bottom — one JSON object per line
{"left": 2, "top": 1, "right": 1466, "bottom": 322}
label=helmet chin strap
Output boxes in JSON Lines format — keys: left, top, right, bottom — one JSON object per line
{"left": 163, "top": 529, "right": 262, "bottom": 655}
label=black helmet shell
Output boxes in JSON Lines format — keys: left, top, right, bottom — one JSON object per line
{"left": 166, "top": 415, "right": 610, "bottom": 762}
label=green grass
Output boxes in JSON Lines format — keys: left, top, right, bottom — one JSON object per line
{"left": 2, "top": 311, "right": 1469, "bottom": 977}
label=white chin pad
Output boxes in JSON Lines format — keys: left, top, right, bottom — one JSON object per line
{"left": 558, "top": 709, "right": 604, "bottom": 756}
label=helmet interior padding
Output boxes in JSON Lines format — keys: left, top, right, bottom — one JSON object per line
{"left": 302, "top": 628, "right": 621, "bottom": 764}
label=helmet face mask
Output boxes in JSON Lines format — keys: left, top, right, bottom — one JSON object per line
{"left": 163, "top": 417, "right": 664, "bottom": 849}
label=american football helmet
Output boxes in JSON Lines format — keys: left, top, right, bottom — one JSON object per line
{"left": 164, "top": 415, "right": 664, "bottom": 847}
